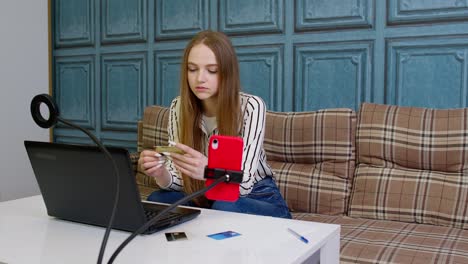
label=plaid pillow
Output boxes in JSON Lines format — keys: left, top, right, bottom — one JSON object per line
{"left": 264, "top": 109, "right": 356, "bottom": 215}
{"left": 139, "top": 105, "right": 170, "bottom": 152}
{"left": 133, "top": 106, "right": 171, "bottom": 198}
{"left": 349, "top": 103, "right": 468, "bottom": 228}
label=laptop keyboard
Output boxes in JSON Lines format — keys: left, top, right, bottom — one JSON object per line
{"left": 144, "top": 208, "right": 180, "bottom": 222}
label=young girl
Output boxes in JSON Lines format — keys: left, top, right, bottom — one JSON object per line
{"left": 138, "top": 30, "right": 291, "bottom": 219}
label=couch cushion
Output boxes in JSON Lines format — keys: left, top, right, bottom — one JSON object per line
{"left": 134, "top": 106, "right": 171, "bottom": 198}
{"left": 350, "top": 103, "right": 468, "bottom": 229}
{"left": 138, "top": 105, "right": 170, "bottom": 151}
{"left": 264, "top": 109, "right": 356, "bottom": 215}
{"left": 293, "top": 213, "right": 468, "bottom": 263}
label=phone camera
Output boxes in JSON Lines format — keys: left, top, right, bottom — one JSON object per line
{"left": 212, "top": 139, "right": 219, "bottom": 150}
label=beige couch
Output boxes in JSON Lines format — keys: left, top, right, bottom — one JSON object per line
{"left": 131, "top": 102, "right": 468, "bottom": 263}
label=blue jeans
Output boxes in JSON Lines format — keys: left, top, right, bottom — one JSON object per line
{"left": 147, "top": 177, "right": 292, "bottom": 219}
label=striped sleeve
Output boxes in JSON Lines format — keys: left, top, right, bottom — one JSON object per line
{"left": 160, "top": 97, "right": 183, "bottom": 191}
{"left": 239, "top": 95, "right": 267, "bottom": 195}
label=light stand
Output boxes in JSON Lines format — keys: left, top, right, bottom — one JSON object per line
{"left": 30, "top": 94, "right": 119, "bottom": 264}
{"left": 31, "top": 94, "right": 244, "bottom": 264}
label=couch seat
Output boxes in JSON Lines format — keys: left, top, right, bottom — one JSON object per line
{"left": 293, "top": 213, "right": 468, "bottom": 264}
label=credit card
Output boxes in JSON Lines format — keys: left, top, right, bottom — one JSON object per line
{"left": 155, "top": 146, "right": 185, "bottom": 155}
{"left": 207, "top": 231, "right": 241, "bottom": 240}
{"left": 165, "top": 232, "right": 188, "bottom": 241}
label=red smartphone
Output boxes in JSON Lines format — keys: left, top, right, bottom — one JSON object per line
{"left": 205, "top": 135, "right": 244, "bottom": 202}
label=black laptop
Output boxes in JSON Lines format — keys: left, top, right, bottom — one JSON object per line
{"left": 24, "top": 140, "right": 200, "bottom": 234}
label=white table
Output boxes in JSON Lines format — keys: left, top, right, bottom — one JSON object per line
{"left": 0, "top": 196, "right": 339, "bottom": 264}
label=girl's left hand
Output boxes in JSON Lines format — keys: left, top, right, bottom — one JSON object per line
{"left": 164, "top": 141, "right": 208, "bottom": 181}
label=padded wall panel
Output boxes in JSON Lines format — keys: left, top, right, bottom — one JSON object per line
{"left": 52, "top": 1, "right": 468, "bottom": 150}
{"left": 155, "top": 0, "right": 209, "bottom": 40}
{"left": 54, "top": 0, "right": 94, "bottom": 47}
{"left": 102, "top": 138, "right": 138, "bottom": 152}
{"left": 101, "top": 53, "right": 146, "bottom": 131}
{"left": 101, "top": 0, "right": 147, "bottom": 43}
{"left": 55, "top": 136, "right": 93, "bottom": 145}
{"left": 154, "top": 50, "right": 183, "bottom": 106}
{"left": 388, "top": 0, "right": 468, "bottom": 24}
{"left": 295, "top": 0, "right": 373, "bottom": 31}
{"left": 219, "top": 0, "right": 284, "bottom": 34}
{"left": 54, "top": 56, "right": 95, "bottom": 129}
{"left": 295, "top": 42, "right": 372, "bottom": 111}
{"left": 387, "top": 37, "right": 468, "bottom": 108}
{"left": 237, "top": 45, "right": 283, "bottom": 110}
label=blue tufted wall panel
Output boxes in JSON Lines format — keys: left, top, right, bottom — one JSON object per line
{"left": 52, "top": 0, "right": 468, "bottom": 150}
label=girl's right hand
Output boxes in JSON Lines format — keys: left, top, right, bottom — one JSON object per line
{"left": 138, "top": 150, "right": 167, "bottom": 178}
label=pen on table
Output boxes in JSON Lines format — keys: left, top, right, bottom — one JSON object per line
{"left": 287, "top": 228, "right": 309, "bottom": 244}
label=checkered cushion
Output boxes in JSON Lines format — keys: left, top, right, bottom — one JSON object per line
{"left": 138, "top": 105, "right": 170, "bottom": 152}
{"left": 132, "top": 106, "right": 171, "bottom": 199}
{"left": 293, "top": 213, "right": 468, "bottom": 264}
{"left": 349, "top": 103, "right": 468, "bottom": 229}
{"left": 264, "top": 109, "right": 356, "bottom": 215}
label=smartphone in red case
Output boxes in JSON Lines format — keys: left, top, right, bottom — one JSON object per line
{"left": 205, "top": 135, "right": 244, "bottom": 202}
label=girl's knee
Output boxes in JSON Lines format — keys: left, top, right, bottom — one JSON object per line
{"left": 211, "top": 200, "right": 242, "bottom": 213}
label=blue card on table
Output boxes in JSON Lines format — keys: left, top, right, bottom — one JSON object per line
{"left": 207, "top": 231, "right": 241, "bottom": 240}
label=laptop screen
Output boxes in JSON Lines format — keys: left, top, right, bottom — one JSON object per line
{"left": 25, "top": 141, "right": 154, "bottom": 231}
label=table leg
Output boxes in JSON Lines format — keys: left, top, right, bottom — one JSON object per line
{"left": 320, "top": 232, "right": 340, "bottom": 264}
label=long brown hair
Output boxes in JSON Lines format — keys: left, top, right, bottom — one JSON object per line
{"left": 179, "top": 30, "right": 241, "bottom": 205}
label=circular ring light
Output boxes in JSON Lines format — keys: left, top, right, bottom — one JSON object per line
{"left": 30, "top": 94, "right": 59, "bottom": 128}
